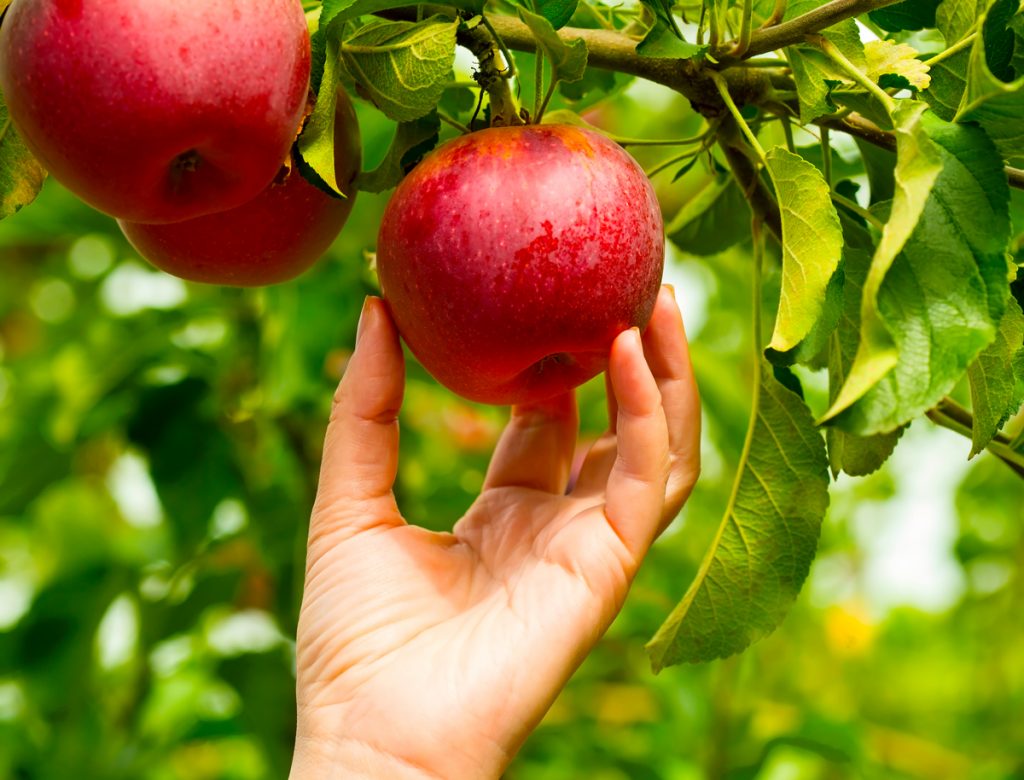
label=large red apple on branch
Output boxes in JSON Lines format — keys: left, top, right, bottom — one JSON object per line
{"left": 119, "top": 90, "right": 361, "bottom": 287}
{"left": 0, "top": 0, "right": 311, "bottom": 224}
{"left": 376, "top": 124, "right": 664, "bottom": 406}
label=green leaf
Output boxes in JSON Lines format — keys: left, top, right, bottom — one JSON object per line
{"left": 832, "top": 114, "right": 1013, "bottom": 435}
{"left": 517, "top": 8, "right": 587, "bottom": 84}
{"left": 967, "top": 296, "right": 1024, "bottom": 456}
{"left": 666, "top": 174, "right": 751, "bottom": 256}
{"left": 357, "top": 111, "right": 441, "bottom": 193}
{"left": 321, "top": 0, "right": 482, "bottom": 30}
{"left": 822, "top": 102, "right": 944, "bottom": 423}
{"left": 953, "top": 0, "right": 1024, "bottom": 165}
{"left": 538, "top": 0, "right": 579, "bottom": 30}
{"left": 766, "top": 147, "right": 845, "bottom": 352}
{"left": 637, "top": 19, "right": 708, "bottom": 59}
{"left": 341, "top": 16, "right": 459, "bottom": 122}
{"left": 0, "top": 92, "right": 47, "bottom": 221}
{"left": 646, "top": 360, "right": 830, "bottom": 669}
{"left": 298, "top": 35, "right": 347, "bottom": 196}
{"left": 787, "top": 47, "right": 845, "bottom": 123}
{"left": 869, "top": 0, "right": 941, "bottom": 31}
{"left": 827, "top": 217, "right": 906, "bottom": 476}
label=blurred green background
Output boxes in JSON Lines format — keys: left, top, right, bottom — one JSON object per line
{"left": 1, "top": 72, "right": 1023, "bottom": 780}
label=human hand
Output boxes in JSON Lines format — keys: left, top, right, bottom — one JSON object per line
{"left": 290, "top": 286, "right": 700, "bottom": 779}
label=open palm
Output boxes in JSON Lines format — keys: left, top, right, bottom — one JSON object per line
{"left": 291, "top": 288, "right": 700, "bottom": 779}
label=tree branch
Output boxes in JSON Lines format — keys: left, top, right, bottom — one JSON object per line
{"left": 926, "top": 397, "right": 1024, "bottom": 479}
{"left": 740, "top": 0, "right": 906, "bottom": 59}
{"left": 386, "top": 6, "right": 1024, "bottom": 191}
{"left": 818, "top": 112, "right": 1024, "bottom": 191}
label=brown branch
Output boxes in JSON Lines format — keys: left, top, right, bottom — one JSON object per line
{"left": 926, "top": 399, "right": 1024, "bottom": 480}
{"left": 719, "top": 129, "right": 782, "bottom": 241}
{"left": 741, "top": 0, "right": 906, "bottom": 59}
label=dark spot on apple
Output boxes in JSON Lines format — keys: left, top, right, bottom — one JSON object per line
{"left": 536, "top": 352, "right": 576, "bottom": 373}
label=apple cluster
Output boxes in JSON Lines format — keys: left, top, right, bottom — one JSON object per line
{"left": 1, "top": 0, "right": 666, "bottom": 404}
{"left": 0, "top": 0, "right": 360, "bottom": 286}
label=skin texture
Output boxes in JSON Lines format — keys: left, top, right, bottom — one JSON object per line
{"left": 0, "top": 0, "right": 310, "bottom": 223}
{"left": 118, "top": 91, "right": 361, "bottom": 287}
{"left": 376, "top": 124, "right": 665, "bottom": 405}
{"left": 290, "top": 289, "right": 700, "bottom": 779}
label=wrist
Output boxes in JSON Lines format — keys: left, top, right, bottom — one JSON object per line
{"left": 290, "top": 710, "right": 512, "bottom": 780}
{"left": 290, "top": 733, "right": 443, "bottom": 780}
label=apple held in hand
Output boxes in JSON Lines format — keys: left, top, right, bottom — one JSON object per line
{"left": 119, "top": 91, "right": 361, "bottom": 287}
{"left": 377, "top": 124, "right": 664, "bottom": 406}
{"left": 0, "top": 0, "right": 310, "bottom": 224}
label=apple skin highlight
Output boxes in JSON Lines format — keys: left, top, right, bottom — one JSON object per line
{"left": 377, "top": 124, "right": 665, "bottom": 406}
{"left": 0, "top": 0, "right": 311, "bottom": 224}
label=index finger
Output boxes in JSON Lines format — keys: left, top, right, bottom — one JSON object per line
{"left": 312, "top": 297, "right": 406, "bottom": 541}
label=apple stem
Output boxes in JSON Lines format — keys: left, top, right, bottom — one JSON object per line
{"left": 461, "top": 15, "right": 524, "bottom": 127}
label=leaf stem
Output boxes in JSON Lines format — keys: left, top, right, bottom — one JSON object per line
{"left": 438, "top": 110, "right": 472, "bottom": 133}
{"left": 923, "top": 30, "right": 977, "bottom": 68}
{"left": 480, "top": 13, "right": 517, "bottom": 79}
{"left": 533, "top": 50, "right": 545, "bottom": 120}
{"left": 729, "top": 0, "right": 755, "bottom": 57}
{"left": 926, "top": 407, "right": 1024, "bottom": 479}
{"left": 762, "top": 0, "right": 787, "bottom": 27}
{"left": 830, "top": 190, "right": 883, "bottom": 229}
{"left": 709, "top": 71, "right": 767, "bottom": 166}
{"left": 812, "top": 35, "right": 896, "bottom": 117}
{"left": 536, "top": 76, "right": 558, "bottom": 123}
{"left": 821, "top": 125, "right": 832, "bottom": 188}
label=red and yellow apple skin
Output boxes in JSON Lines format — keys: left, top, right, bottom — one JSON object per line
{"left": 118, "top": 92, "right": 361, "bottom": 287}
{"left": 376, "top": 124, "right": 665, "bottom": 406}
{"left": 0, "top": 0, "right": 311, "bottom": 224}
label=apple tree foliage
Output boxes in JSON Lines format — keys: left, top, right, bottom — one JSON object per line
{"left": 2, "top": 0, "right": 1024, "bottom": 707}
{"left": 2, "top": 0, "right": 1023, "bottom": 668}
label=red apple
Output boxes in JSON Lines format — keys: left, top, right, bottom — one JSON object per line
{"left": 376, "top": 124, "right": 664, "bottom": 406}
{"left": 0, "top": 0, "right": 310, "bottom": 223}
{"left": 118, "top": 90, "right": 361, "bottom": 287}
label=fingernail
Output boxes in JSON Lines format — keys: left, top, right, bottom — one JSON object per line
{"left": 663, "top": 283, "right": 676, "bottom": 300}
{"left": 356, "top": 297, "right": 375, "bottom": 344}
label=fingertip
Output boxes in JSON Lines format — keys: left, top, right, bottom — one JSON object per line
{"left": 610, "top": 327, "right": 660, "bottom": 418}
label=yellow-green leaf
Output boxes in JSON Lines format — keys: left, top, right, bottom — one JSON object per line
{"left": 1, "top": 92, "right": 46, "bottom": 221}
{"left": 865, "top": 39, "right": 931, "bottom": 90}
{"left": 766, "top": 147, "right": 844, "bottom": 352}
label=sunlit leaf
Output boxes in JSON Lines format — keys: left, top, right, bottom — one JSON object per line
{"left": 0, "top": 92, "right": 46, "bottom": 221}
{"left": 865, "top": 40, "right": 931, "bottom": 90}
{"left": 298, "top": 35, "right": 347, "bottom": 196}
{"left": 766, "top": 147, "right": 844, "bottom": 352}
